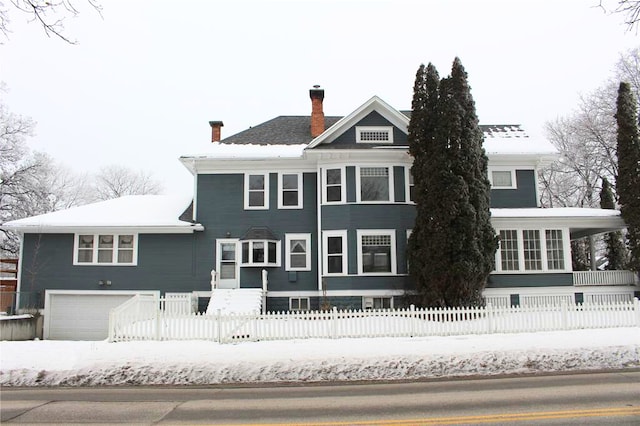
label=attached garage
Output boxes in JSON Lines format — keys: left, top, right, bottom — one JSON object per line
{"left": 44, "top": 290, "right": 159, "bottom": 340}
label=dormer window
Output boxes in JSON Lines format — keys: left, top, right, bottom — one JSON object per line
{"left": 356, "top": 126, "right": 393, "bottom": 144}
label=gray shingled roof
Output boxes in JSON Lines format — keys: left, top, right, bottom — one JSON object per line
{"left": 221, "top": 116, "right": 342, "bottom": 145}
{"left": 220, "top": 113, "right": 522, "bottom": 145}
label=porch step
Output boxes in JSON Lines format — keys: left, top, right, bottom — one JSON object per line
{"left": 206, "top": 289, "right": 263, "bottom": 315}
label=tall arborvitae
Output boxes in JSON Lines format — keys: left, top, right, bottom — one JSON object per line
{"left": 600, "top": 177, "right": 628, "bottom": 270}
{"left": 615, "top": 82, "right": 640, "bottom": 272}
{"left": 408, "top": 63, "right": 442, "bottom": 306}
{"left": 408, "top": 58, "right": 497, "bottom": 307}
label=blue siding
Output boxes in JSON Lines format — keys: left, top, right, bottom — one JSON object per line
{"left": 196, "top": 172, "right": 318, "bottom": 292}
{"left": 490, "top": 170, "right": 537, "bottom": 208}
{"left": 321, "top": 204, "right": 416, "bottom": 290}
{"left": 20, "top": 233, "right": 201, "bottom": 308}
{"left": 323, "top": 111, "right": 408, "bottom": 148}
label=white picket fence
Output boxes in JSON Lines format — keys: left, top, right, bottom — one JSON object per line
{"left": 108, "top": 296, "right": 640, "bottom": 344}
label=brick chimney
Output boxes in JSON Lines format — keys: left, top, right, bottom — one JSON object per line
{"left": 309, "top": 85, "right": 325, "bottom": 138}
{"left": 209, "top": 121, "right": 224, "bottom": 143}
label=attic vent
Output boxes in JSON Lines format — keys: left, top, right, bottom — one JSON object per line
{"left": 356, "top": 126, "right": 393, "bottom": 143}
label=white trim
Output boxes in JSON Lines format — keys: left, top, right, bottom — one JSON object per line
{"left": 306, "top": 96, "right": 409, "bottom": 149}
{"left": 43, "top": 289, "right": 159, "bottom": 339}
{"left": 317, "top": 162, "right": 323, "bottom": 290}
{"left": 494, "top": 227, "right": 570, "bottom": 273}
{"left": 355, "top": 126, "right": 394, "bottom": 144}
{"left": 73, "top": 233, "right": 138, "bottom": 266}
{"left": 244, "top": 172, "right": 270, "bottom": 210}
{"left": 240, "top": 239, "right": 281, "bottom": 267}
{"left": 289, "top": 296, "right": 310, "bottom": 311}
{"left": 216, "top": 238, "right": 240, "bottom": 289}
{"left": 322, "top": 166, "right": 346, "bottom": 204}
{"left": 355, "top": 165, "right": 395, "bottom": 203}
{"left": 285, "top": 233, "right": 312, "bottom": 271}
{"left": 405, "top": 166, "right": 415, "bottom": 203}
{"left": 322, "top": 230, "right": 348, "bottom": 276}
{"left": 488, "top": 167, "right": 518, "bottom": 189}
{"left": 266, "top": 289, "right": 406, "bottom": 297}
{"left": 278, "top": 172, "right": 303, "bottom": 209}
{"left": 363, "top": 296, "right": 394, "bottom": 309}
{"left": 356, "top": 229, "right": 397, "bottom": 275}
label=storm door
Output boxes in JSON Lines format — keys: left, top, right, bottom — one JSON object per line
{"left": 216, "top": 239, "right": 239, "bottom": 289}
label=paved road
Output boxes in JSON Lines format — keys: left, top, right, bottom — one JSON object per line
{"left": 1, "top": 371, "right": 639, "bottom": 425}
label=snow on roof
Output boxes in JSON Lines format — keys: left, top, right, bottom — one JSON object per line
{"left": 491, "top": 207, "right": 621, "bottom": 218}
{"left": 181, "top": 143, "right": 306, "bottom": 159}
{"left": 2, "top": 195, "right": 198, "bottom": 231}
{"left": 483, "top": 127, "right": 557, "bottom": 156}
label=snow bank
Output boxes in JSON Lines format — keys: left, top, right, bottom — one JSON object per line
{"left": 1, "top": 328, "right": 638, "bottom": 386}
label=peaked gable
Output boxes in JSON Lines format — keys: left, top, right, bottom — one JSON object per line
{"left": 306, "top": 96, "right": 409, "bottom": 149}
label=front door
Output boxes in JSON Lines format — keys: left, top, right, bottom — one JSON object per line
{"left": 216, "top": 239, "right": 239, "bottom": 289}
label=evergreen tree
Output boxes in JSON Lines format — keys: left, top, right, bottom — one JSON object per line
{"left": 408, "top": 58, "right": 497, "bottom": 307}
{"left": 599, "top": 177, "right": 628, "bottom": 270}
{"left": 615, "top": 82, "right": 640, "bottom": 272}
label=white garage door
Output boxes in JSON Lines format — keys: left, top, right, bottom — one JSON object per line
{"left": 44, "top": 290, "right": 158, "bottom": 340}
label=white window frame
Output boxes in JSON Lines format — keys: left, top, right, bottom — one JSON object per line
{"left": 356, "top": 126, "right": 394, "bottom": 144}
{"left": 357, "top": 229, "right": 397, "bottom": 275}
{"left": 73, "top": 233, "right": 138, "bottom": 266}
{"left": 494, "top": 228, "right": 570, "bottom": 273}
{"left": 278, "top": 172, "right": 303, "bottom": 209}
{"left": 488, "top": 168, "right": 517, "bottom": 189}
{"left": 285, "top": 233, "right": 311, "bottom": 271}
{"left": 405, "top": 166, "right": 415, "bottom": 203}
{"left": 244, "top": 172, "right": 270, "bottom": 210}
{"left": 290, "top": 297, "right": 310, "bottom": 311}
{"left": 322, "top": 230, "right": 348, "bottom": 276}
{"left": 363, "top": 296, "right": 393, "bottom": 310}
{"left": 322, "top": 167, "right": 346, "bottom": 204}
{"left": 240, "top": 240, "right": 281, "bottom": 267}
{"left": 356, "top": 165, "right": 395, "bottom": 203}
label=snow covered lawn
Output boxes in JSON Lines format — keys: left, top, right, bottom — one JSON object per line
{"left": 1, "top": 327, "right": 638, "bottom": 386}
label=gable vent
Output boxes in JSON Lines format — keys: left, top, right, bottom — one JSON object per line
{"left": 356, "top": 126, "right": 393, "bottom": 144}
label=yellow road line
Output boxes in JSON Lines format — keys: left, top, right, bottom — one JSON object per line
{"left": 229, "top": 406, "right": 640, "bottom": 426}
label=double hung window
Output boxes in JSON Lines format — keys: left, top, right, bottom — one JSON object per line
{"left": 323, "top": 230, "right": 347, "bottom": 275}
{"left": 75, "top": 234, "right": 136, "bottom": 265}
{"left": 357, "top": 230, "right": 396, "bottom": 275}
{"left": 324, "top": 168, "right": 344, "bottom": 203}
{"left": 245, "top": 173, "right": 269, "bottom": 209}
{"left": 358, "top": 166, "right": 392, "bottom": 202}
{"left": 279, "top": 173, "right": 302, "bottom": 209}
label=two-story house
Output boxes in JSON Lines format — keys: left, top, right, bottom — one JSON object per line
{"left": 3, "top": 87, "right": 638, "bottom": 339}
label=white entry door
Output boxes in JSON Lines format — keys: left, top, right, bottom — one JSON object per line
{"left": 216, "top": 239, "right": 239, "bottom": 289}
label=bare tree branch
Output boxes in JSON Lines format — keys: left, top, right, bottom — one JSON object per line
{"left": 0, "top": 0, "right": 102, "bottom": 44}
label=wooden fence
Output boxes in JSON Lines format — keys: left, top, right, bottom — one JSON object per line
{"left": 108, "top": 296, "right": 640, "bottom": 344}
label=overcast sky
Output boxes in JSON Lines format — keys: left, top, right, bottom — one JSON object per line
{"left": 1, "top": 0, "right": 638, "bottom": 195}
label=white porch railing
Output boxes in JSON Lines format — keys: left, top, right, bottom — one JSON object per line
{"left": 108, "top": 298, "right": 640, "bottom": 344}
{"left": 573, "top": 270, "right": 639, "bottom": 286}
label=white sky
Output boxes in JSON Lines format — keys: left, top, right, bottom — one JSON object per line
{"left": 1, "top": 0, "right": 638, "bottom": 195}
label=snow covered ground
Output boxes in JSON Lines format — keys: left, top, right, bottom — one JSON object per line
{"left": 1, "top": 327, "right": 638, "bottom": 386}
